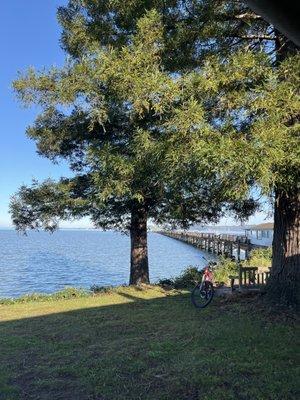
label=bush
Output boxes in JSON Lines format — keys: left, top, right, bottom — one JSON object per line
{"left": 157, "top": 278, "right": 175, "bottom": 288}
{"left": 158, "top": 266, "right": 203, "bottom": 289}
{"left": 173, "top": 267, "right": 203, "bottom": 288}
{"left": 213, "top": 248, "right": 272, "bottom": 286}
{"left": 90, "top": 285, "right": 114, "bottom": 294}
{"left": 245, "top": 248, "right": 272, "bottom": 270}
{"left": 213, "top": 257, "right": 238, "bottom": 286}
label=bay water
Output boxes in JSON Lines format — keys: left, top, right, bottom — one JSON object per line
{"left": 0, "top": 229, "right": 214, "bottom": 298}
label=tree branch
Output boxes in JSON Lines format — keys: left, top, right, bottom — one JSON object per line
{"left": 234, "top": 12, "right": 263, "bottom": 20}
{"left": 235, "top": 34, "right": 276, "bottom": 41}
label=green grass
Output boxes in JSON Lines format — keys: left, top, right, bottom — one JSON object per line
{"left": 0, "top": 286, "right": 299, "bottom": 400}
{"left": 0, "top": 287, "right": 91, "bottom": 305}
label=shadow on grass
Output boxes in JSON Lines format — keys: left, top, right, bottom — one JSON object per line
{"left": 0, "top": 292, "right": 298, "bottom": 400}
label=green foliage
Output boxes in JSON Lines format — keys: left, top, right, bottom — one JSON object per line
{"left": 11, "top": 7, "right": 233, "bottom": 234}
{"left": 12, "top": 1, "right": 298, "bottom": 234}
{"left": 90, "top": 285, "right": 114, "bottom": 294}
{"left": 56, "top": 1, "right": 272, "bottom": 70}
{"left": 196, "top": 51, "right": 300, "bottom": 194}
{"left": 212, "top": 249, "right": 272, "bottom": 285}
{"left": 159, "top": 266, "right": 203, "bottom": 289}
{"left": 213, "top": 257, "right": 238, "bottom": 285}
{"left": 246, "top": 248, "right": 272, "bottom": 270}
{"left": 161, "top": 250, "right": 273, "bottom": 289}
{"left": 173, "top": 267, "right": 203, "bottom": 288}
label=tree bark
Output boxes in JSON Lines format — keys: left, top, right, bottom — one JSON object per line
{"left": 267, "top": 187, "right": 300, "bottom": 307}
{"left": 266, "top": 34, "right": 300, "bottom": 307}
{"left": 129, "top": 204, "right": 149, "bottom": 285}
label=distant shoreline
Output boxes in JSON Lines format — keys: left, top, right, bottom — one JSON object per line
{"left": 1, "top": 225, "right": 253, "bottom": 231}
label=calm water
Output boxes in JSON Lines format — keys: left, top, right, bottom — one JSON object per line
{"left": 0, "top": 230, "right": 214, "bottom": 298}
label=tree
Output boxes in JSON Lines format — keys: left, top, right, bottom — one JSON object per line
{"left": 11, "top": 1, "right": 299, "bottom": 304}
{"left": 130, "top": 0, "right": 300, "bottom": 305}
{"left": 191, "top": 49, "right": 299, "bottom": 306}
{"left": 11, "top": 9, "right": 229, "bottom": 285}
{"left": 180, "top": 0, "right": 299, "bottom": 307}
{"left": 56, "top": 0, "right": 297, "bottom": 305}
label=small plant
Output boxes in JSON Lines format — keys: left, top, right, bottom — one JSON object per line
{"left": 157, "top": 278, "right": 174, "bottom": 288}
{"left": 90, "top": 285, "right": 114, "bottom": 294}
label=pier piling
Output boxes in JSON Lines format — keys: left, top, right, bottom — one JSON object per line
{"left": 157, "top": 230, "right": 267, "bottom": 261}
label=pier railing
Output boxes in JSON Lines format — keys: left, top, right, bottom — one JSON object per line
{"left": 158, "top": 230, "right": 253, "bottom": 260}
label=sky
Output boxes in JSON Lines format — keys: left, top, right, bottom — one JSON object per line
{"left": 0, "top": 1, "right": 272, "bottom": 229}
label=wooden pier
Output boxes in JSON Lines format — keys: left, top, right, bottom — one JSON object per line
{"left": 158, "top": 230, "right": 266, "bottom": 260}
{"left": 158, "top": 230, "right": 271, "bottom": 290}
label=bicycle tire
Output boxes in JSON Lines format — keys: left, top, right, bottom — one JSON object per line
{"left": 191, "top": 281, "right": 214, "bottom": 308}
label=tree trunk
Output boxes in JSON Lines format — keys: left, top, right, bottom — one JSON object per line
{"left": 129, "top": 205, "right": 149, "bottom": 285}
{"left": 266, "top": 35, "right": 300, "bottom": 307}
{"left": 267, "top": 187, "right": 300, "bottom": 307}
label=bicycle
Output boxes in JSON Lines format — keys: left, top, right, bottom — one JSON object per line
{"left": 191, "top": 259, "right": 216, "bottom": 308}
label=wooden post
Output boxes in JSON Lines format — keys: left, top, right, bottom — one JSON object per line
{"left": 237, "top": 242, "right": 241, "bottom": 262}
{"left": 245, "top": 247, "right": 249, "bottom": 260}
{"left": 224, "top": 242, "right": 228, "bottom": 257}
{"left": 238, "top": 263, "right": 243, "bottom": 291}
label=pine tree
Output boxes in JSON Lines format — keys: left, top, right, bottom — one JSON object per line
{"left": 190, "top": 49, "right": 299, "bottom": 306}
{"left": 11, "top": 8, "right": 229, "bottom": 285}
{"left": 175, "top": 0, "right": 300, "bottom": 306}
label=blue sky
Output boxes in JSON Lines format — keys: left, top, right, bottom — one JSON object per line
{"left": 0, "top": 1, "right": 271, "bottom": 228}
{"left": 0, "top": 0, "right": 75, "bottom": 227}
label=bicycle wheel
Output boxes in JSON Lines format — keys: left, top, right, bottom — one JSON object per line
{"left": 191, "top": 281, "right": 214, "bottom": 308}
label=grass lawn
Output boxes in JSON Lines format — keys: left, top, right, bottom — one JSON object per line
{"left": 0, "top": 286, "right": 299, "bottom": 400}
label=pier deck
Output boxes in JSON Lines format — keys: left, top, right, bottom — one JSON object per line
{"left": 158, "top": 230, "right": 269, "bottom": 260}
